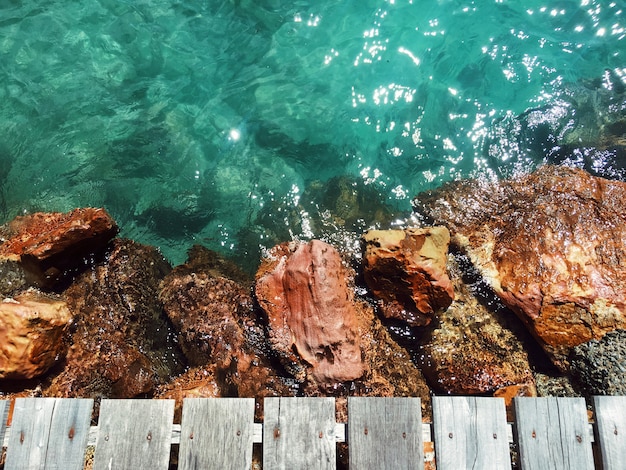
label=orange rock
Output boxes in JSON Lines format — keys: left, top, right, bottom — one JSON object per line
{"left": 415, "top": 165, "right": 626, "bottom": 369}
{"left": 494, "top": 382, "right": 537, "bottom": 421}
{"left": 0, "top": 208, "right": 118, "bottom": 287}
{"left": 255, "top": 240, "right": 365, "bottom": 384}
{"left": 0, "top": 289, "right": 71, "bottom": 379}
{"left": 362, "top": 227, "right": 454, "bottom": 326}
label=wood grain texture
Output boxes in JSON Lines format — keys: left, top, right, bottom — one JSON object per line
{"left": 92, "top": 399, "right": 175, "bottom": 470}
{"left": 0, "top": 399, "right": 7, "bottom": 447}
{"left": 432, "top": 396, "right": 511, "bottom": 470}
{"left": 348, "top": 397, "right": 423, "bottom": 470}
{"left": 593, "top": 395, "right": 626, "bottom": 470}
{"left": 263, "top": 397, "right": 336, "bottom": 470}
{"left": 3, "top": 397, "right": 93, "bottom": 470}
{"left": 514, "top": 397, "right": 593, "bottom": 470}
{"left": 178, "top": 398, "right": 254, "bottom": 470}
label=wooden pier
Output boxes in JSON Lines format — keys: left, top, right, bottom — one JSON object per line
{"left": 0, "top": 395, "right": 625, "bottom": 469}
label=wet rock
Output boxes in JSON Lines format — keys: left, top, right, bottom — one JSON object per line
{"left": 303, "top": 295, "right": 433, "bottom": 419}
{"left": 570, "top": 329, "right": 626, "bottom": 396}
{"left": 45, "top": 239, "right": 185, "bottom": 398}
{"left": 158, "top": 245, "right": 294, "bottom": 416}
{"left": 0, "top": 208, "right": 118, "bottom": 290}
{"left": 255, "top": 240, "right": 366, "bottom": 384}
{"left": 160, "top": 271, "right": 250, "bottom": 367}
{"left": 417, "top": 254, "right": 535, "bottom": 395}
{"left": 362, "top": 227, "right": 454, "bottom": 326}
{"left": 0, "top": 289, "right": 72, "bottom": 380}
{"left": 414, "top": 165, "right": 626, "bottom": 369}
{"left": 0, "top": 260, "right": 28, "bottom": 297}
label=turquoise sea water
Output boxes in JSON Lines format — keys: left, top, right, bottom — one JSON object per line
{"left": 0, "top": 0, "right": 624, "bottom": 271}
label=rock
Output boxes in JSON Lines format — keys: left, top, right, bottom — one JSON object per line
{"left": 158, "top": 245, "right": 294, "bottom": 416}
{"left": 0, "top": 260, "right": 28, "bottom": 297}
{"left": 533, "top": 372, "right": 579, "bottom": 397}
{"left": 362, "top": 227, "right": 454, "bottom": 326}
{"left": 255, "top": 240, "right": 366, "bottom": 384}
{"left": 414, "top": 165, "right": 626, "bottom": 369}
{"left": 45, "top": 239, "right": 185, "bottom": 398}
{"left": 0, "top": 289, "right": 72, "bottom": 380}
{"left": 417, "top": 254, "right": 535, "bottom": 395}
{"left": 160, "top": 271, "right": 250, "bottom": 367}
{"left": 0, "top": 208, "right": 118, "bottom": 289}
{"left": 301, "top": 294, "right": 433, "bottom": 420}
{"left": 349, "top": 298, "right": 432, "bottom": 419}
{"left": 570, "top": 329, "right": 626, "bottom": 396}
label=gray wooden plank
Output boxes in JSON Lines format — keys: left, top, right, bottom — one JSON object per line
{"left": 348, "top": 397, "right": 423, "bottom": 470}
{"left": 178, "top": 398, "right": 255, "bottom": 470}
{"left": 514, "top": 397, "right": 594, "bottom": 470}
{"left": 263, "top": 397, "right": 336, "bottom": 470}
{"left": 4, "top": 397, "right": 93, "bottom": 470}
{"left": 593, "top": 395, "right": 626, "bottom": 470}
{"left": 92, "top": 399, "right": 175, "bottom": 470}
{"left": 0, "top": 399, "right": 8, "bottom": 449}
{"left": 432, "top": 396, "right": 511, "bottom": 470}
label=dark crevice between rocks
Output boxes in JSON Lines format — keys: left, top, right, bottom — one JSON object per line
{"left": 450, "top": 248, "right": 561, "bottom": 377}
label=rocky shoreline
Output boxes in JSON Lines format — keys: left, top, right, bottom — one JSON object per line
{"left": 1, "top": 165, "right": 625, "bottom": 427}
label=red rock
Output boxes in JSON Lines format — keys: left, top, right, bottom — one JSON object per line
{"left": 362, "top": 227, "right": 454, "bottom": 326}
{"left": 414, "top": 165, "right": 626, "bottom": 368}
{"left": 0, "top": 208, "right": 118, "bottom": 287}
{"left": 255, "top": 240, "right": 366, "bottom": 384}
{"left": 0, "top": 289, "right": 71, "bottom": 380}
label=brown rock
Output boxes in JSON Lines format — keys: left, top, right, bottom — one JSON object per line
{"left": 158, "top": 246, "right": 293, "bottom": 416}
{"left": 352, "top": 298, "right": 432, "bottom": 418}
{"left": 414, "top": 165, "right": 626, "bottom": 368}
{"left": 160, "top": 272, "right": 249, "bottom": 367}
{"left": 417, "top": 254, "right": 535, "bottom": 395}
{"left": 0, "top": 208, "right": 118, "bottom": 288}
{"left": 0, "top": 289, "right": 72, "bottom": 380}
{"left": 362, "top": 227, "right": 454, "bottom": 326}
{"left": 255, "top": 240, "right": 366, "bottom": 384}
{"left": 45, "top": 239, "right": 185, "bottom": 398}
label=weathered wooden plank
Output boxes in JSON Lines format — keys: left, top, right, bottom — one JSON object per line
{"left": 178, "top": 398, "right": 255, "bottom": 470}
{"left": 348, "top": 397, "right": 423, "bottom": 469}
{"left": 92, "top": 399, "right": 175, "bottom": 470}
{"left": 432, "top": 396, "right": 511, "bottom": 470}
{"left": 514, "top": 397, "right": 594, "bottom": 470}
{"left": 4, "top": 397, "right": 93, "bottom": 470}
{"left": 0, "top": 399, "right": 8, "bottom": 449}
{"left": 263, "top": 397, "right": 336, "bottom": 470}
{"left": 593, "top": 395, "right": 626, "bottom": 470}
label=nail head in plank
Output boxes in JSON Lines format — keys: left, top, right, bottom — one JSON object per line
{"left": 92, "top": 399, "right": 175, "bottom": 470}
{"left": 514, "top": 397, "right": 593, "bottom": 470}
{"left": 263, "top": 397, "right": 336, "bottom": 470}
{"left": 593, "top": 395, "right": 626, "bottom": 470}
{"left": 348, "top": 397, "right": 423, "bottom": 470}
{"left": 432, "top": 396, "right": 511, "bottom": 470}
{"left": 4, "top": 398, "right": 93, "bottom": 470}
{"left": 178, "top": 398, "right": 255, "bottom": 470}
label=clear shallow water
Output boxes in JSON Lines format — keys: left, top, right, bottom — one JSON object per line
{"left": 0, "top": 0, "right": 624, "bottom": 271}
